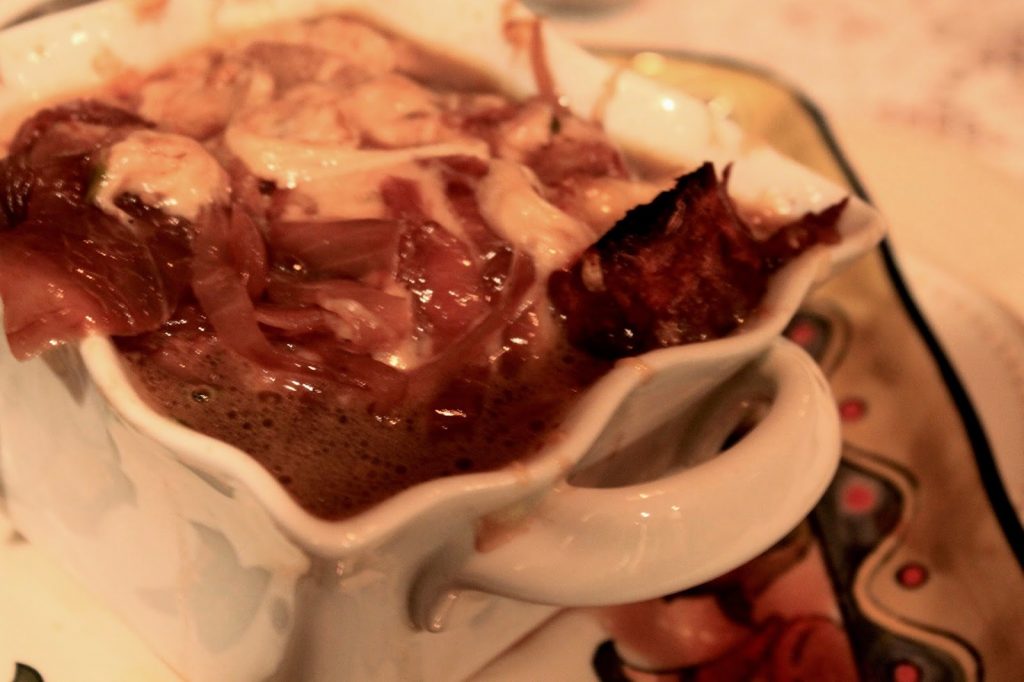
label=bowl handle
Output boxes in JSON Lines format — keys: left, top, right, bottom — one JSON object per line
{"left": 455, "top": 338, "right": 840, "bottom": 606}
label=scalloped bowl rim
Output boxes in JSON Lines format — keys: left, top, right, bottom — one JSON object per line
{"left": 0, "top": 0, "right": 886, "bottom": 556}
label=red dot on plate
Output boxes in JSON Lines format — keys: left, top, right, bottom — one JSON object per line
{"left": 838, "top": 397, "right": 867, "bottom": 422}
{"left": 892, "top": 661, "right": 922, "bottom": 682}
{"left": 896, "top": 562, "right": 929, "bottom": 589}
{"left": 787, "top": 320, "right": 818, "bottom": 346}
{"left": 840, "top": 480, "right": 878, "bottom": 514}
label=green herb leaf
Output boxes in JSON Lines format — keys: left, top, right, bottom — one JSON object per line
{"left": 85, "top": 164, "right": 106, "bottom": 203}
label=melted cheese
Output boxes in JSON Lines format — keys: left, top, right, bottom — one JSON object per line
{"left": 94, "top": 130, "right": 229, "bottom": 222}
{"left": 225, "top": 121, "right": 488, "bottom": 188}
{"left": 475, "top": 160, "right": 592, "bottom": 274}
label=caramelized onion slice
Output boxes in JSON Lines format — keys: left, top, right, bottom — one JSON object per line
{"left": 268, "top": 218, "right": 400, "bottom": 278}
{"left": 9, "top": 100, "right": 153, "bottom": 156}
{"left": 266, "top": 275, "right": 412, "bottom": 353}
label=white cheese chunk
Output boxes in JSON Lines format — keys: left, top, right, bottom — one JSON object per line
{"left": 475, "top": 159, "right": 593, "bottom": 275}
{"left": 94, "top": 130, "right": 229, "bottom": 222}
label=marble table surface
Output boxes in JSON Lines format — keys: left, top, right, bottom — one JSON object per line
{"left": 542, "top": 0, "right": 1024, "bottom": 322}
{"left": 543, "top": 0, "right": 1024, "bottom": 181}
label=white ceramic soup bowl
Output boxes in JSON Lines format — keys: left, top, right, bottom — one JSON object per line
{"left": 0, "top": 1, "right": 885, "bottom": 680}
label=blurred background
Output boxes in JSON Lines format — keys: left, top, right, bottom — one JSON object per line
{"left": 537, "top": 0, "right": 1024, "bottom": 320}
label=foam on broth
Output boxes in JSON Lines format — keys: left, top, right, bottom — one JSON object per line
{"left": 119, "top": 335, "right": 610, "bottom": 519}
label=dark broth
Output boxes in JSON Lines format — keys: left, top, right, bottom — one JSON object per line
{"left": 119, "top": 337, "right": 610, "bottom": 519}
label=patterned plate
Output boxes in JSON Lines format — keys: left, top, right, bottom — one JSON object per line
{"left": 469, "top": 50, "right": 1024, "bottom": 682}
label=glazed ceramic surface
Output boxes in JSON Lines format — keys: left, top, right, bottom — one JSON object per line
{"left": 0, "top": 2, "right": 883, "bottom": 680}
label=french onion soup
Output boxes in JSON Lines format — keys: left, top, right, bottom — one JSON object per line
{"left": 0, "top": 16, "right": 844, "bottom": 519}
